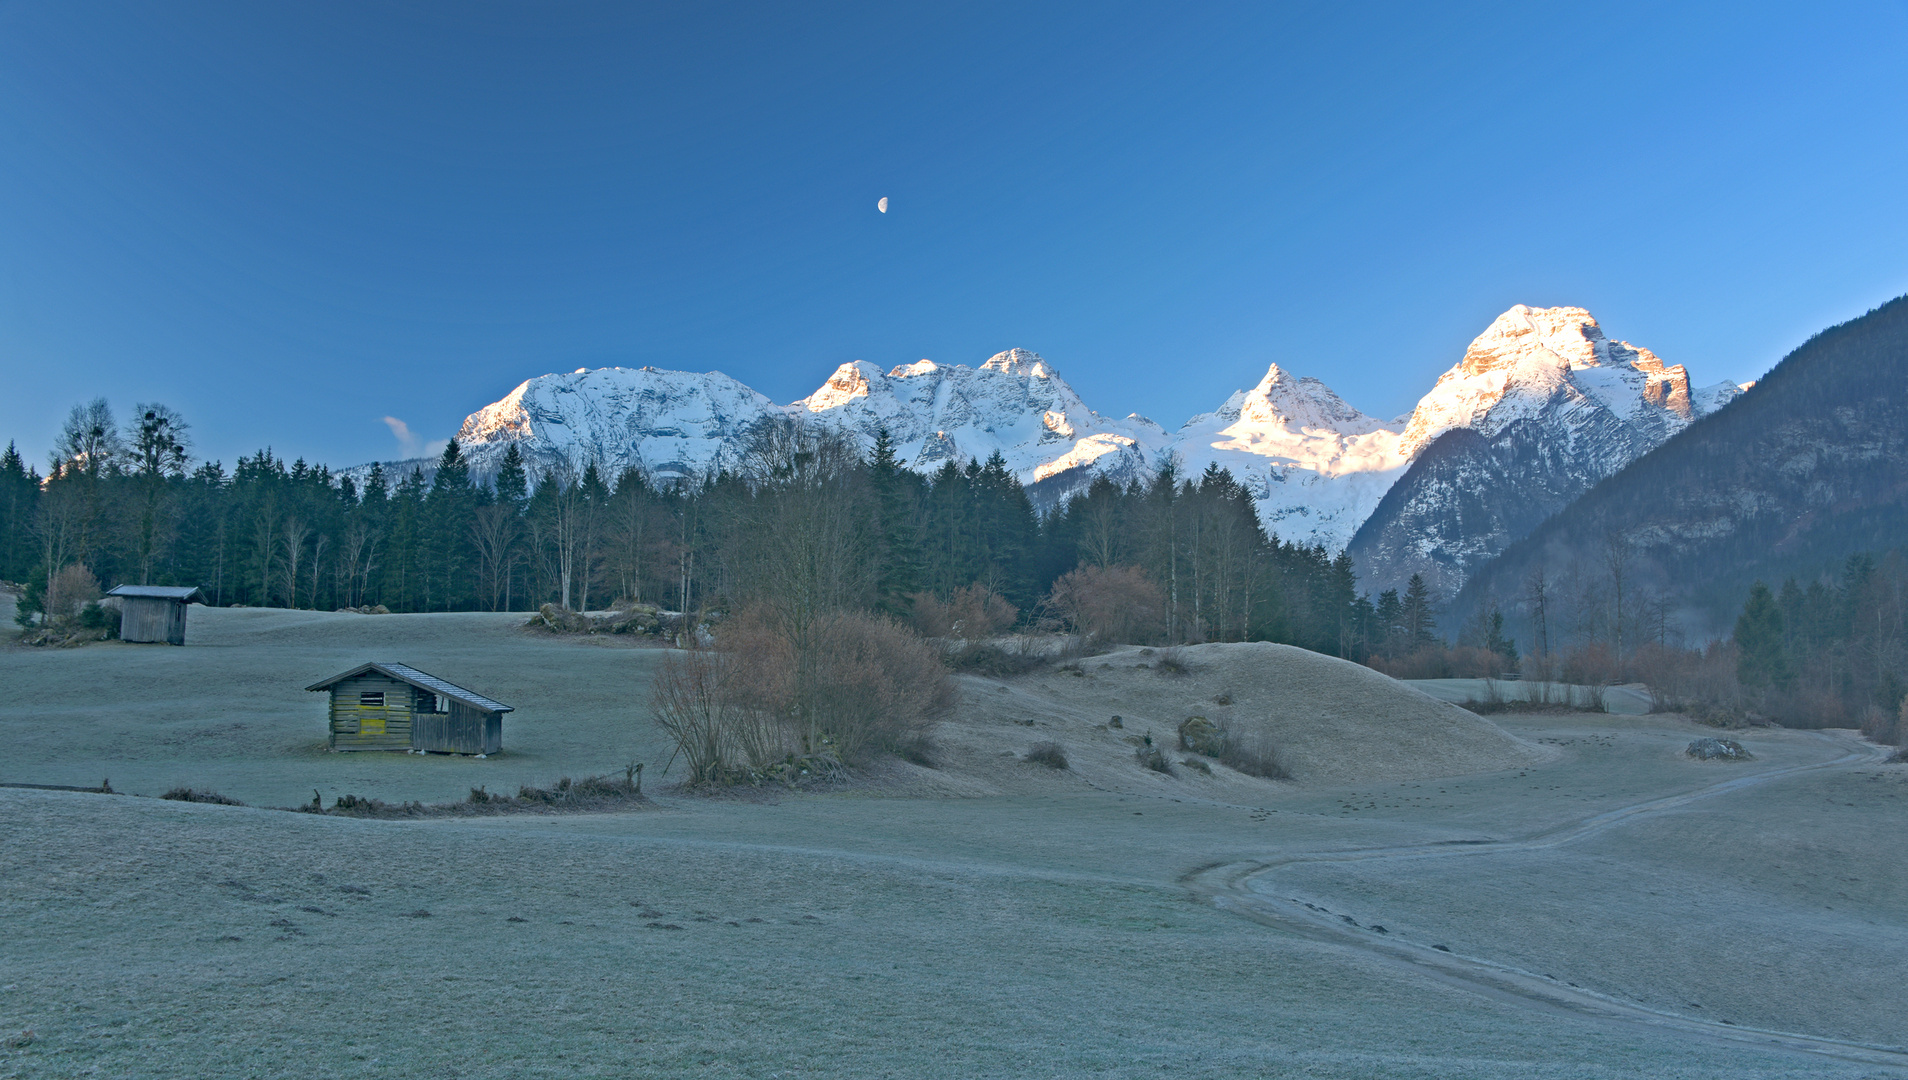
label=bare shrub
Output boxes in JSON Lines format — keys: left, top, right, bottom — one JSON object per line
{"left": 1366, "top": 645, "right": 1453, "bottom": 680}
{"left": 710, "top": 608, "right": 799, "bottom": 769}
{"left": 1525, "top": 652, "right": 1558, "bottom": 704}
{"left": 654, "top": 605, "right": 954, "bottom": 786}
{"left": 650, "top": 645, "right": 745, "bottom": 785}
{"left": 1039, "top": 565, "right": 1163, "bottom": 645}
{"left": 721, "top": 605, "right": 954, "bottom": 766}
{"left": 1561, "top": 643, "right": 1618, "bottom": 688}
{"left": 1859, "top": 705, "right": 1897, "bottom": 745}
{"left": 1631, "top": 642, "right": 1693, "bottom": 712}
{"left": 1023, "top": 741, "right": 1069, "bottom": 769}
{"left": 1435, "top": 645, "right": 1513, "bottom": 679}
{"left": 44, "top": 563, "right": 101, "bottom": 620}
{"left": 795, "top": 609, "right": 955, "bottom": 762}
{"left": 908, "top": 584, "right": 1016, "bottom": 641}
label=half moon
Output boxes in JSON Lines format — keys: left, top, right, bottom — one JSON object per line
{"left": 877, "top": 197, "right": 889, "bottom": 213}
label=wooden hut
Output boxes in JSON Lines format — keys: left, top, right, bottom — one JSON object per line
{"left": 306, "top": 662, "right": 512, "bottom": 755}
{"left": 104, "top": 585, "right": 204, "bottom": 645}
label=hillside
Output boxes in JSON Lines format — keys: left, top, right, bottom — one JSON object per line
{"left": 1456, "top": 295, "right": 1908, "bottom": 634}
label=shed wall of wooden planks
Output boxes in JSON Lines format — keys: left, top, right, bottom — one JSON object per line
{"left": 120, "top": 597, "right": 188, "bottom": 645}
{"left": 328, "top": 675, "right": 416, "bottom": 751}
{"left": 410, "top": 699, "right": 503, "bottom": 755}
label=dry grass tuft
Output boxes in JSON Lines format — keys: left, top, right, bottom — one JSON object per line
{"left": 306, "top": 773, "right": 648, "bottom": 818}
{"left": 1135, "top": 743, "right": 1173, "bottom": 774}
{"left": 160, "top": 787, "right": 245, "bottom": 806}
{"left": 1023, "top": 741, "right": 1069, "bottom": 770}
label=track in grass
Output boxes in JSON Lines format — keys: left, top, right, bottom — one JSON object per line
{"left": 1184, "top": 732, "right": 1908, "bottom": 1070}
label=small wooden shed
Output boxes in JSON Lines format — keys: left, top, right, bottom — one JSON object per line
{"left": 306, "top": 662, "right": 512, "bottom": 755}
{"left": 104, "top": 585, "right": 204, "bottom": 645}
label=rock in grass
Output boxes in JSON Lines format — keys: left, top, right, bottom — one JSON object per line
{"left": 1686, "top": 737, "right": 1752, "bottom": 761}
{"left": 1178, "top": 715, "right": 1228, "bottom": 756}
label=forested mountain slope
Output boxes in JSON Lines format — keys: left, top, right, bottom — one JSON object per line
{"left": 1456, "top": 295, "right": 1908, "bottom": 635}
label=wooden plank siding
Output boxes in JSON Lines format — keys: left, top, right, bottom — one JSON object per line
{"left": 120, "top": 597, "right": 188, "bottom": 645}
{"left": 313, "top": 662, "right": 509, "bottom": 755}
{"left": 327, "top": 675, "right": 417, "bottom": 751}
{"left": 410, "top": 700, "right": 502, "bottom": 755}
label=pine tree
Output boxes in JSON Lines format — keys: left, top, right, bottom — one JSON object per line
{"left": 0, "top": 442, "right": 39, "bottom": 582}
{"left": 1734, "top": 580, "right": 1792, "bottom": 691}
{"left": 867, "top": 426, "right": 924, "bottom": 613}
{"left": 1401, "top": 574, "right": 1438, "bottom": 648}
{"left": 921, "top": 461, "right": 975, "bottom": 596}
{"left": 975, "top": 451, "right": 1038, "bottom": 611}
{"left": 386, "top": 467, "right": 426, "bottom": 611}
{"left": 494, "top": 444, "right": 528, "bottom": 512}
{"left": 1485, "top": 610, "right": 1519, "bottom": 670}
{"left": 425, "top": 439, "right": 475, "bottom": 609}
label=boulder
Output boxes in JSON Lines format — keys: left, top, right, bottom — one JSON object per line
{"left": 1178, "top": 715, "right": 1228, "bottom": 756}
{"left": 1686, "top": 737, "right": 1752, "bottom": 761}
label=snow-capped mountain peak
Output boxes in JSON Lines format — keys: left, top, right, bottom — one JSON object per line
{"left": 1224, "top": 363, "right": 1396, "bottom": 436}
{"left": 454, "top": 365, "right": 777, "bottom": 480}
{"left": 427, "top": 304, "right": 1737, "bottom": 565}
{"left": 1399, "top": 304, "right": 1736, "bottom": 462}
{"left": 802, "top": 361, "right": 885, "bottom": 411}
{"left": 1166, "top": 363, "right": 1408, "bottom": 546}
{"left": 979, "top": 348, "right": 1052, "bottom": 378}
{"left": 1350, "top": 304, "right": 1744, "bottom": 594}
{"left": 793, "top": 348, "right": 1159, "bottom": 483}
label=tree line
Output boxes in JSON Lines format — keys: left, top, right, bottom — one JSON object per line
{"left": 1730, "top": 552, "right": 1908, "bottom": 737}
{"left": 7, "top": 400, "right": 1395, "bottom": 658}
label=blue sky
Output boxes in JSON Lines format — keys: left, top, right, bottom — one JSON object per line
{"left": 4, "top": 1, "right": 1908, "bottom": 468}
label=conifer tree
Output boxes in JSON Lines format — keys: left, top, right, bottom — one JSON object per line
{"left": 494, "top": 444, "right": 528, "bottom": 512}
{"left": 1401, "top": 573, "right": 1438, "bottom": 647}
{"left": 867, "top": 426, "right": 924, "bottom": 613}
{"left": 1734, "top": 581, "right": 1792, "bottom": 691}
{"left": 425, "top": 439, "right": 475, "bottom": 609}
{"left": 0, "top": 442, "right": 38, "bottom": 582}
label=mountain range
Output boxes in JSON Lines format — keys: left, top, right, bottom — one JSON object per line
{"left": 380, "top": 305, "right": 1742, "bottom": 595}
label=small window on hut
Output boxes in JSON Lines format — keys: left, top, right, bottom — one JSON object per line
{"left": 360, "top": 691, "right": 385, "bottom": 708}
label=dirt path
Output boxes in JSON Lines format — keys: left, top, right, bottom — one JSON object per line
{"left": 1184, "top": 730, "right": 1908, "bottom": 1069}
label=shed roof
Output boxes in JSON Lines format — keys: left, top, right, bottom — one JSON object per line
{"left": 105, "top": 585, "right": 204, "bottom": 602}
{"left": 305, "top": 662, "right": 514, "bottom": 713}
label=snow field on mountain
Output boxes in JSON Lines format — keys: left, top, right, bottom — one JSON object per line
{"left": 435, "top": 305, "right": 1742, "bottom": 555}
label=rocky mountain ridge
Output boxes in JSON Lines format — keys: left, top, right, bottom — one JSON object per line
{"left": 1454, "top": 294, "right": 1908, "bottom": 636}
{"left": 381, "top": 306, "right": 1739, "bottom": 570}
{"left": 1346, "top": 305, "right": 1741, "bottom": 595}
